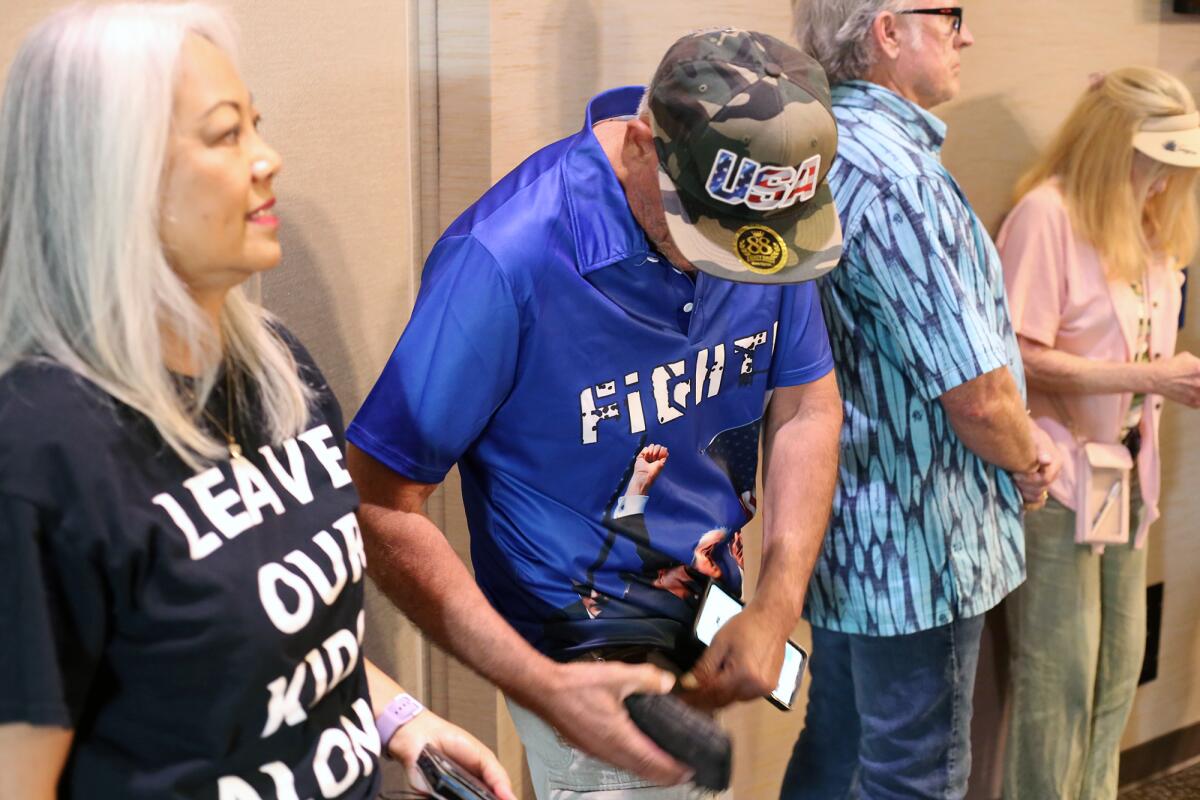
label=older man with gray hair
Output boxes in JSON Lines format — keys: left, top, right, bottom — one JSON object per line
{"left": 782, "top": 3, "right": 1061, "bottom": 799}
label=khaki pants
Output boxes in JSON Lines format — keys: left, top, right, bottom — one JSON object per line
{"left": 1003, "top": 498, "right": 1147, "bottom": 800}
{"left": 506, "top": 700, "right": 725, "bottom": 800}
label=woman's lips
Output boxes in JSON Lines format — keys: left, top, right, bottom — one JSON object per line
{"left": 247, "top": 198, "right": 278, "bottom": 227}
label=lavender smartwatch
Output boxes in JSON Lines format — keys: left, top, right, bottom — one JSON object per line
{"left": 375, "top": 692, "right": 426, "bottom": 755}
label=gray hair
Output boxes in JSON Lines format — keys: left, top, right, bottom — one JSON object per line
{"left": 0, "top": 3, "right": 312, "bottom": 468}
{"left": 792, "top": 0, "right": 910, "bottom": 85}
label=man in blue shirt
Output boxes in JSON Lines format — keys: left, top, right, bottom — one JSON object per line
{"left": 783, "top": 3, "right": 1062, "bottom": 800}
{"left": 348, "top": 29, "right": 845, "bottom": 798}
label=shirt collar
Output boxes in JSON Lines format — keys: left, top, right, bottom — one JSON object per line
{"left": 562, "top": 86, "right": 654, "bottom": 275}
{"left": 834, "top": 80, "right": 948, "bottom": 154}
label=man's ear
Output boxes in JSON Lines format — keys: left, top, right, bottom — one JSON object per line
{"left": 623, "top": 117, "right": 658, "bottom": 166}
{"left": 871, "top": 10, "right": 904, "bottom": 61}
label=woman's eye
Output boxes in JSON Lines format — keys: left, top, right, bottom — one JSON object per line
{"left": 220, "top": 126, "right": 241, "bottom": 144}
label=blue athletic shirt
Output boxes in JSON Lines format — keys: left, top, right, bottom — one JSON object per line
{"left": 348, "top": 87, "right": 834, "bottom": 660}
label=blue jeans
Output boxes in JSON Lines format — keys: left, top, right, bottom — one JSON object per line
{"left": 781, "top": 615, "right": 986, "bottom": 800}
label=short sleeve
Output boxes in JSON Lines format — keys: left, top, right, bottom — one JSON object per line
{"left": 996, "top": 186, "right": 1069, "bottom": 347}
{"left": 0, "top": 494, "right": 108, "bottom": 728}
{"left": 853, "top": 177, "right": 1008, "bottom": 400}
{"left": 769, "top": 282, "right": 834, "bottom": 388}
{"left": 347, "top": 235, "right": 521, "bottom": 483}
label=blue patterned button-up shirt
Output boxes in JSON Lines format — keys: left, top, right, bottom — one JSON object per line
{"left": 805, "top": 81, "right": 1026, "bottom": 636}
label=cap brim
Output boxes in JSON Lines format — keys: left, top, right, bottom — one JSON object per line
{"left": 1133, "top": 128, "right": 1200, "bottom": 168}
{"left": 658, "top": 166, "right": 843, "bottom": 284}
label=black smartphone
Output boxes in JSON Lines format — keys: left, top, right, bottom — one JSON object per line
{"left": 693, "top": 580, "right": 808, "bottom": 710}
{"left": 416, "top": 747, "right": 499, "bottom": 800}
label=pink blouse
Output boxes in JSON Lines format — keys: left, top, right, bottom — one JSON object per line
{"left": 997, "top": 180, "right": 1184, "bottom": 548}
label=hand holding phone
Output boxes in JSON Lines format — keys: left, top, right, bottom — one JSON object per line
{"left": 416, "top": 748, "right": 500, "bottom": 800}
{"left": 692, "top": 581, "right": 807, "bottom": 710}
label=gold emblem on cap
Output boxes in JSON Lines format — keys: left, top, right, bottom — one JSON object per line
{"left": 734, "top": 225, "right": 788, "bottom": 274}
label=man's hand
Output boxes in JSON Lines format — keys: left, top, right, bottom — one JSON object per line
{"left": 387, "top": 711, "right": 517, "bottom": 800}
{"left": 676, "top": 373, "right": 838, "bottom": 712}
{"left": 350, "top": 446, "right": 690, "bottom": 787}
{"left": 628, "top": 444, "right": 669, "bottom": 497}
{"left": 1012, "top": 421, "right": 1062, "bottom": 511}
{"left": 676, "top": 606, "right": 784, "bottom": 710}
{"left": 528, "top": 661, "right": 693, "bottom": 786}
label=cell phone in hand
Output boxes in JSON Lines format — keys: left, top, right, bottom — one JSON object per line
{"left": 693, "top": 580, "right": 808, "bottom": 710}
{"left": 416, "top": 747, "right": 499, "bottom": 800}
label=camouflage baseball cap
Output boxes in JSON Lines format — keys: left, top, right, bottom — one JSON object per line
{"left": 648, "top": 28, "right": 842, "bottom": 284}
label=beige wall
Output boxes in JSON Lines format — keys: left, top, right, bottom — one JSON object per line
{"left": 4, "top": 1, "right": 1200, "bottom": 798}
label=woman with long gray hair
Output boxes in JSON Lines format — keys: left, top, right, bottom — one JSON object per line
{"left": 0, "top": 4, "right": 514, "bottom": 799}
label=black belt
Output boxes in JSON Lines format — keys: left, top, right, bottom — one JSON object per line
{"left": 574, "top": 645, "right": 687, "bottom": 675}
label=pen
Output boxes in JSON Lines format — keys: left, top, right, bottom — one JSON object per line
{"left": 1091, "top": 479, "right": 1123, "bottom": 531}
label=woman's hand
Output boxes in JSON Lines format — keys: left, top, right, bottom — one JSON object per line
{"left": 1151, "top": 351, "right": 1200, "bottom": 408}
{"left": 385, "top": 710, "right": 517, "bottom": 800}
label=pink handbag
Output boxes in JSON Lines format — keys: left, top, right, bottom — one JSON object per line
{"left": 1072, "top": 441, "right": 1133, "bottom": 547}
{"left": 1044, "top": 394, "right": 1134, "bottom": 548}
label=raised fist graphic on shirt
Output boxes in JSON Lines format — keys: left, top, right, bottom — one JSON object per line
{"left": 627, "top": 443, "right": 669, "bottom": 498}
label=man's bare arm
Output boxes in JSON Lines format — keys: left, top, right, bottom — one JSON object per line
{"left": 756, "top": 371, "right": 842, "bottom": 638}
{"left": 680, "top": 371, "right": 842, "bottom": 707}
{"left": 347, "top": 445, "right": 690, "bottom": 784}
{"left": 939, "top": 366, "right": 1038, "bottom": 473}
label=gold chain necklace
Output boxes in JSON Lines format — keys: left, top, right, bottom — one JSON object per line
{"left": 201, "top": 365, "right": 244, "bottom": 460}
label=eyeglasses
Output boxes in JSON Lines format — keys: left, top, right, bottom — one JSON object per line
{"left": 898, "top": 7, "right": 964, "bottom": 33}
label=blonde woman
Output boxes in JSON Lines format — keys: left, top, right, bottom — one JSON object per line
{"left": 998, "top": 67, "right": 1200, "bottom": 800}
{"left": 0, "top": 5, "right": 514, "bottom": 799}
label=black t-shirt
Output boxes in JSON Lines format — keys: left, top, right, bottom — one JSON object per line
{"left": 0, "top": 336, "right": 382, "bottom": 800}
